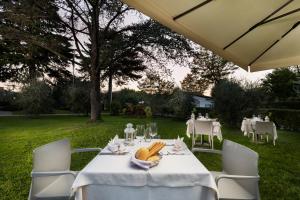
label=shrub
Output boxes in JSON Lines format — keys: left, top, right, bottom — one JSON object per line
{"left": 169, "top": 88, "right": 193, "bottom": 119}
{"left": 17, "top": 81, "right": 54, "bottom": 115}
{"left": 110, "top": 102, "right": 121, "bottom": 116}
{"left": 259, "top": 108, "right": 300, "bottom": 131}
{"left": 211, "top": 79, "right": 245, "bottom": 126}
{"left": 114, "top": 89, "right": 143, "bottom": 107}
{"left": 134, "top": 104, "right": 146, "bottom": 116}
{"left": 0, "top": 89, "right": 19, "bottom": 111}
{"left": 66, "top": 84, "right": 90, "bottom": 114}
{"left": 144, "top": 106, "right": 152, "bottom": 118}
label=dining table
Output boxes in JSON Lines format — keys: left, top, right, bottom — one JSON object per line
{"left": 72, "top": 139, "right": 218, "bottom": 200}
{"left": 241, "top": 118, "right": 278, "bottom": 142}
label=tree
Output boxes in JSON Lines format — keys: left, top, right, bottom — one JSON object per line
{"left": 100, "top": 31, "right": 146, "bottom": 111}
{"left": 0, "top": 0, "right": 73, "bottom": 82}
{"left": 169, "top": 88, "right": 194, "bottom": 119}
{"left": 191, "top": 48, "right": 237, "bottom": 85}
{"left": 101, "top": 19, "right": 194, "bottom": 111}
{"left": 56, "top": 1, "right": 193, "bottom": 121}
{"left": 181, "top": 73, "right": 209, "bottom": 95}
{"left": 101, "top": 19, "right": 193, "bottom": 110}
{"left": 262, "top": 68, "right": 297, "bottom": 100}
{"left": 17, "top": 80, "right": 54, "bottom": 115}
{"left": 138, "top": 69, "right": 175, "bottom": 95}
{"left": 211, "top": 79, "right": 245, "bottom": 126}
{"left": 66, "top": 82, "right": 90, "bottom": 114}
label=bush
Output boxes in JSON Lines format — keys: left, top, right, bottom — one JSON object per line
{"left": 212, "top": 79, "right": 245, "bottom": 126}
{"left": 259, "top": 108, "right": 300, "bottom": 131}
{"left": 17, "top": 81, "right": 54, "bottom": 115}
{"left": 144, "top": 106, "right": 152, "bottom": 118}
{"left": 110, "top": 102, "right": 121, "bottom": 116}
{"left": 114, "top": 89, "right": 143, "bottom": 107}
{"left": 0, "top": 89, "right": 19, "bottom": 111}
{"left": 169, "top": 88, "right": 193, "bottom": 119}
{"left": 66, "top": 84, "right": 90, "bottom": 114}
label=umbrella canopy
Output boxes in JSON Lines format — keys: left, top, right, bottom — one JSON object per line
{"left": 123, "top": 0, "right": 300, "bottom": 72}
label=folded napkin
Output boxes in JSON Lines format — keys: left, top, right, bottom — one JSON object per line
{"left": 169, "top": 136, "right": 188, "bottom": 154}
{"left": 107, "top": 135, "right": 126, "bottom": 153}
{"left": 173, "top": 136, "right": 186, "bottom": 149}
{"left": 130, "top": 155, "right": 159, "bottom": 170}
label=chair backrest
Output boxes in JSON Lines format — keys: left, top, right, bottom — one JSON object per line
{"left": 194, "top": 120, "right": 213, "bottom": 135}
{"left": 255, "top": 121, "right": 273, "bottom": 135}
{"left": 222, "top": 140, "right": 259, "bottom": 198}
{"left": 30, "top": 139, "right": 71, "bottom": 199}
{"left": 245, "top": 119, "right": 254, "bottom": 133}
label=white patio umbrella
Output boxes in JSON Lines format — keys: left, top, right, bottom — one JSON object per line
{"left": 123, "top": 0, "right": 300, "bottom": 72}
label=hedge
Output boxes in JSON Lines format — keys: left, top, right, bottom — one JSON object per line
{"left": 259, "top": 108, "right": 300, "bottom": 131}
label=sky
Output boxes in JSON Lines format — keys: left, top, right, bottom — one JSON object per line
{"left": 113, "top": 63, "right": 272, "bottom": 96}
{"left": 0, "top": 7, "right": 273, "bottom": 92}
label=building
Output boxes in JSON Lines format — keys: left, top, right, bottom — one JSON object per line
{"left": 192, "top": 95, "right": 214, "bottom": 108}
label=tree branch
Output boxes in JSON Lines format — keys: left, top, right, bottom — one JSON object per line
{"left": 104, "top": 6, "right": 131, "bottom": 34}
{"left": 70, "top": 10, "right": 89, "bottom": 59}
{"left": 65, "top": 0, "right": 90, "bottom": 26}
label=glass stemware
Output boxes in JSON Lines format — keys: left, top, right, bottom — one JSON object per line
{"left": 149, "top": 122, "right": 157, "bottom": 141}
{"left": 135, "top": 125, "right": 145, "bottom": 144}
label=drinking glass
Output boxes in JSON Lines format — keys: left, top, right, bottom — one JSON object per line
{"left": 205, "top": 113, "right": 209, "bottom": 119}
{"left": 150, "top": 122, "right": 157, "bottom": 141}
{"left": 144, "top": 124, "right": 151, "bottom": 142}
{"left": 135, "top": 125, "right": 145, "bottom": 143}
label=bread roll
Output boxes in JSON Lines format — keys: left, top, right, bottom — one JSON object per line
{"left": 147, "top": 155, "right": 160, "bottom": 162}
{"left": 135, "top": 147, "right": 149, "bottom": 160}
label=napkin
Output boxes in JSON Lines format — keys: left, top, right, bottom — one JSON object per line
{"left": 107, "top": 135, "right": 126, "bottom": 153}
{"left": 171, "top": 136, "right": 188, "bottom": 154}
{"left": 131, "top": 156, "right": 153, "bottom": 170}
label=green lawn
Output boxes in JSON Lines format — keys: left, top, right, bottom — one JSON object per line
{"left": 0, "top": 115, "right": 299, "bottom": 199}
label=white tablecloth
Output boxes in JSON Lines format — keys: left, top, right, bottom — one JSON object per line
{"left": 241, "top": 119, "right": 278, "bottom": 140}
{"left": 186, "top": 119, "right": 223, "bottom": 141}
{"left": 72, "top": 139, "right": 218, "bottom": 200}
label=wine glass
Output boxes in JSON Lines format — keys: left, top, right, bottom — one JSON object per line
{"left": 150, "top": 122, "right": 157, "bottom": 141}
{"left": 144, "top": 124, "right": 151, "bottom": 142}
{"left": 135, "top": 125, "right": 145, "bottom": 144}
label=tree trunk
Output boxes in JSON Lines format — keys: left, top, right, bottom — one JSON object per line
{"left": 108, "top": 73, "right": 113, "bottom": 112}
{"left": 89, "top": 3, "right": 101, "bottom": 122}
{"left": 28, "top": 64, "right": 36, "bottom": 81}
{"left": 90, "top": 72, "right": 100, "bottom": 121}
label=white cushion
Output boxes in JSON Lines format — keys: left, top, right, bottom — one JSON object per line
{"left": 211, "top": 171, "right": 255, "bottom": 200}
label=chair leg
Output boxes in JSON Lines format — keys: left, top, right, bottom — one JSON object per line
{"left": 211, "top": 136, "right": 214, "bottom": 149}
{"left": 200, "top": 135, "right": 203, "bottom": 144}
{"left": 267, "top": 135, "right": 269, "bottom": 143}
{"left": 273, "top": 139, "right": 275, "bottom": 146}
{"left": 192, "top": 135, "right": 194, "bottom": 150}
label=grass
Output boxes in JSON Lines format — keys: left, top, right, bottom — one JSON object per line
{"left": 0, "top": 115, "right": 299, "bottom": 200}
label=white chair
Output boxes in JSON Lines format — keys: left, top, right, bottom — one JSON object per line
{"left": 197, "top": 140, "right": 260, "bottom": 200}
{"left": 255, "top": 121, "right": 276, "bottom": 146}
{"left": 28, "top": 139, "right": 101, "bottom": 200}
{"left": 192, "top": 120, "right": 214, "bottom": 151}
{"left": 242, "top": 118, "right": 255, "bottom": 141}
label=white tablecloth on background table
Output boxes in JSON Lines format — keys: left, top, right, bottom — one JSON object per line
{"left": 241, "top": 119, "right": 278, "bottom": 140}
{"left": 186, "top": 119, "right": 223, "bottom": 141}
{"left": 72, "top": 139, "right": 218, "bottom": 200}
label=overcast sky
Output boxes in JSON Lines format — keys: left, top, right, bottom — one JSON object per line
{"left": 0, "top": 8, "right": 272, "bottom": 92}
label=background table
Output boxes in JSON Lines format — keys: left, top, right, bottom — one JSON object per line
{"left": 241, "top": 118, "right": 277, "bottom": 141}
{"left": 72, "top": 139, "right": 218, "bottom": 200}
